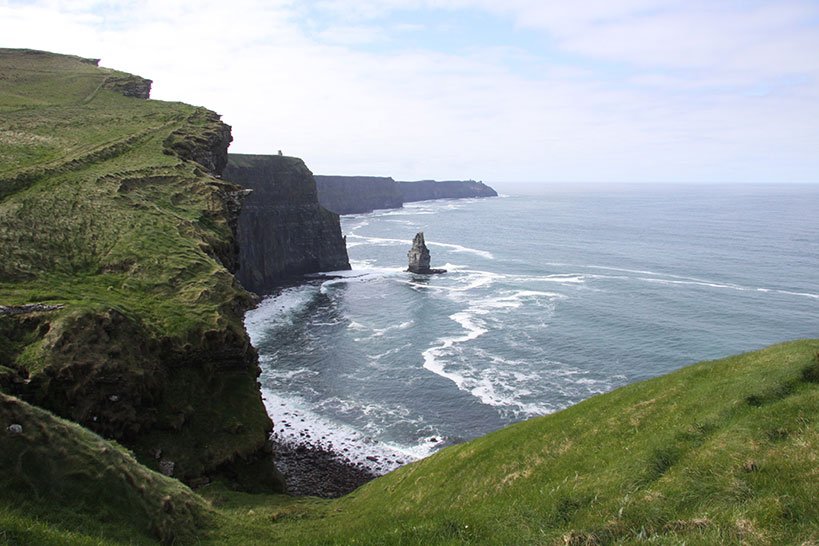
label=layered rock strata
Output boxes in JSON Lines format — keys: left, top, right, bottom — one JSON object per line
{"left": 224, "top": 154, "right": 351, "bottom": 294}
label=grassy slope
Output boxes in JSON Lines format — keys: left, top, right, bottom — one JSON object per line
{"left": 204, "top": 339, "right": 819, "bottom": 545}
{"left": 0, "top": 49, "right": 272, "bottom": 484}
{"left": 0, "top": 393, "right": 211, "bottom": 545}
{"left": 5, "top": 340, "right": 816, "bottom": 545}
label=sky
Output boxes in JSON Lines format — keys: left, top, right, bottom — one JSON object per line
{"left": 2, "top": 0, "right": 819, "bottom": 184}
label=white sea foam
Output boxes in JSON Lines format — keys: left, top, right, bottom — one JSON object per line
{"left": 368, "top": 342, "right": 413, "bottom": 362}
{"left": 427, "top": 241, "right": 494, "bottom": 259}
{"left": 354, "top": 321, "right": 416, "bottom": 343}
{"left": 635, "top": 277, "right": 819, "bottom": 301}
{"left": 543, "top": 263, "right": 819, "bottom": 301}
{"left": 638, "top": 277, "right": 747, "bottom": 291}
{"left": 372, "top": 320, "right": 415, "bottom": 336}
{"left": 346, "top": 234, "right": 410, "bottom": 247}
{"left": 319, "top": 265, "right": 406, "bottom": 295}
{"left": 245, "top": 287, "right": 317, "bottom": 344}
{"left": 519, "top": 274, "right": 587, "bottom": 284}
{"left": 776, "top": 290, "right": 819, "bottom": 300}
{"left": 419, "top": 281, "right": 567, "bottom": 417}
{"left": 262, "top": 390, "right": 441, "bottom": 474}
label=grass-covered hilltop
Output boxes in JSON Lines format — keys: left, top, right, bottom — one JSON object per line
{"left": 1, "top": 49, "right": 817, "bottom": 545}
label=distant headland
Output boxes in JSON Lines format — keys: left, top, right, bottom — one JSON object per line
{"left": 313, "top": 174, "right": 498, "bottom": 215}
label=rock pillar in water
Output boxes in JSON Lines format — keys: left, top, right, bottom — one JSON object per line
{"left": 406, "top": 232, "right": 446, "bottom": 274}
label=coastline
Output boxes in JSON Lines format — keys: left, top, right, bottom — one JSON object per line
{"left": 270, "top": 432, "right": 377, "bottom": 498}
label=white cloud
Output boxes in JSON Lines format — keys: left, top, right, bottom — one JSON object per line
{"left": 1, "top": 0, "right": 818, "bottom": 183}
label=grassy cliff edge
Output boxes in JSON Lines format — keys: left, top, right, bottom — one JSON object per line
{"left": 0, "top": 48, "right": 280, "bottom": 490}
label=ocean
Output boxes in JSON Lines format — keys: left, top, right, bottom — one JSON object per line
{"left": 245, "top": 183, "right": 819, "bottom": 475}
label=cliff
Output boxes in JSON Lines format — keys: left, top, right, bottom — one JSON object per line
{"left": 398, "top": 179, "right": 498, "bottom": 202}
{"left": 224, "top": 155, "right": 351, "bottom": 294}
{"left": 314, "top": 175, "right": 497, "bottom": 215}
{"left": 314, "top": 175, "right": 403, "bottom": 214}
{"left": 0, "top": 49, "right": 281, "bottom": 491}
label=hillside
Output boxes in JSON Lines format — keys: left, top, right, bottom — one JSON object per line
{"left": 0, "top": 48, "right": 281, "bottom": 489}
{"left": 2, "top": 340, "right": 816, "bottom": 544}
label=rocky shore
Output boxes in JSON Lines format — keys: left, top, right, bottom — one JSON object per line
{"left": 270, "top": 434, "right": 377, "bottom": 498}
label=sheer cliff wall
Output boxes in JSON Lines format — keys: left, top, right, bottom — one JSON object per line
{"left": 314, "top": 175, "right": 403, "bottom": 215}
{"left": 314, "top": 175, "right": 497, "bottom": 215}
{"left": 398, "top": 179, "right": 498, "bottom": 202}
{"left": 224, "top": 154, "right": 351, "bottom": 294}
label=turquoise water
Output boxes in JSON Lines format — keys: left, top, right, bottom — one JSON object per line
{"left": 246, "top": 184, "right": 819, "bottom": 473}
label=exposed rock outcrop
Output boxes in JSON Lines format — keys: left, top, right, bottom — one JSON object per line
{"left": 314, "top": 175, "right": 403, "bottom": 214}
{"left": 163, "top": 109, "right": 233, "bottom": 175}
{"left": 102, "top": 74, "right": 152, "bottom": 99}
{"left": 224, "top": 154, "right": 351, "bottom": 294}
{"left": 313, "top": 175, "right": 497, "bottom": 215}
{"left": 407, "top": 232, "right": 446, "bottom": 274}
{"left": 398, "top": 179, "right": 498, "bottom": 202}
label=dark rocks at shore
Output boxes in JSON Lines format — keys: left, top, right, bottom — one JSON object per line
{"left": 270, "top": 435, "right": 377, "bottom": 498}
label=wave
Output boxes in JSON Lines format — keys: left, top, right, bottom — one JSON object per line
{"left": 245, "top": 286, "right": 318, "bottom": 344}
{"left": 543, "top": 262, "right": 819, "bottom": 301}
{"left": 427, "top": 241, "right": 494, "bottom": 259}
{"left": 262, "top": 390, "right": 440, "bottom": 475}
{"left": 421, "top": 287, "right": 563, "bottom": 415}
{"left": 776, "top": 290, "right": 819, "bottom": 300}
{"left": 353, "top": 321, "right": 416, "bottom": 343}
{"left": 637, "top": 277, "right": 819, "bottom": 301}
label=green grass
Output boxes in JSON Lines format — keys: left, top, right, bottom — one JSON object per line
{"left": 0, "top": 48, "right": 272, "bottom": 484}
{"left": 3, "top": 340, "right": 817, "bottom": 544}
{"left": 0, "top": 393, "right": 212, "bottom": 545}
{"left": 199, "top": 339, "right": 819, "bottom": 545}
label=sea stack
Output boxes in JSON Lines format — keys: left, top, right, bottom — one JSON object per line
{"left": 407, "top": 232, "right": 446, "bottom": 274}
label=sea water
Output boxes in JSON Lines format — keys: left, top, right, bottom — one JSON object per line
{"left": 245, "top": 183, "right": 819, "bottom": 474}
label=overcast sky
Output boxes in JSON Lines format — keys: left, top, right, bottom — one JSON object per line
{"left": 3, "top": 0, "right": 819, "bottom": 183}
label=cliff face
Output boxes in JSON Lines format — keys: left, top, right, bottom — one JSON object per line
{"left": 398, "top": 179, "right": 498, "bottom": 202}
{"left": 314, "top": 175, "right": 403, "bottom": 214}
{"left": 313, "top": 175, "right": 498, "bottom": 214}
{"left": 224, "top": 154, "right": 351, "bottom": 294}
{"left": 0, "top": 49, "right": 281, "bottom": 490}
